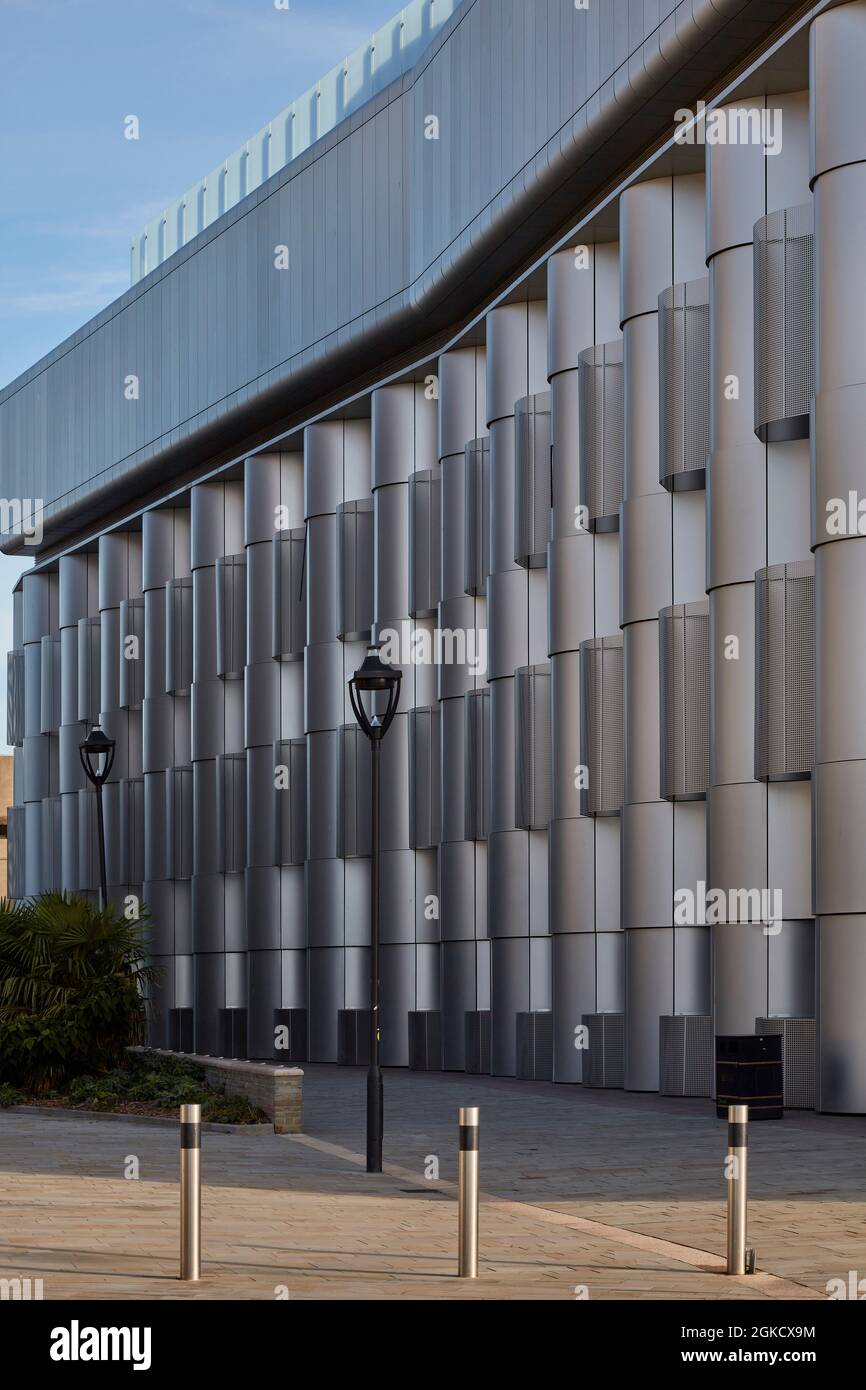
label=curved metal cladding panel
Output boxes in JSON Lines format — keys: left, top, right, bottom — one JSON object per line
{"left": 547, "top": 241, "right": 623, "bottom": 1082}
{"left": 336, "top": 500, "right": 373, "bottom": 643}
{"left": 464, "top": 687, "right": 490, "bottom": 844}
{"left": 754, "top": 203, "right": 814, "bottom": 443}
{"left": 486, "top": 301, "right": 549, "bottom": 1078}
{"left": 0, "top": 0, "right": 801, "bottom": 554}
{"left": 659, "top": 279, "right": 709, "bottom": 492}
{"left": 811, "top": 1, "right": 866, "bottom": 1112}
{"left": 659, "top": 601, "right": 710, "bottom": 802}
{"left": 7, "top": 648, "right": 24, "bottom": 748}
{"left": 706, "top": 93, "right": 814, "bottom": 1045}
{"left": 437, "top": 346, "right": 488, "bottom": 1071}
{"left": 578, "top": 342, "right": 624, "bottom": 531}
{"left": 21, "top": 571, "right": 59, "bottom": 895}
{"left": 620, "top": 172, "right": 708, "bottom": 1093}
{"left": 754, "top": 560, "right": 815, "bottom": 782}
{"left": 514, "top": 393, "right": 552, "bottom": 568}
{"left": 58, "top": 554, "right": 98, "bottom": 899}
{"left": 304, "top": 419, "right": 372, "bottom": 1063}
{"left": 408, "top": 706, "right": 440, "bottom": 850}
{"left": 463, "top": 438, "right": 490, "bottom": 598}
{"left": 371, "top": 382, "right": 440, "bottom": 1066}
{"left": 190, "top": 480, "right": 246, "bottom": 1056}
{"left": 579, "top": 637, "right": 624, "bottom": 819}
{"left": 244, "top": 451, "right": 306, "bottom": 1060}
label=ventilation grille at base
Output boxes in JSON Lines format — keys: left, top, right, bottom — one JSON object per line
{"left": 660, "top": 1015, "right": 713, "bottom": 1097}
{"left": 338, "top": 1009, "right": 372, "bottom": 1066}
{"left": 273, "top": 1008, "right": 308, "bottom": 1064}
{"left": 409, "top": 1011, "right": 442, "bottom": 1071}
{"left": 756, "top": 1016, "right": 815, "bottom": 1110}
{"left": 581, "top": 1013, "right": 624, "bottom": 1088}
{"left": 169, "top": 1008, "right": 195, "bottom": 1053}
{"left": 465, "top": 1011, "right": 491, "bottom": 1075}
{"left": 218, "top": 1008, "right": 248, "bottom": 1060}
{"left": 516, "top": 1011, "right": 553, "bottom": 1081}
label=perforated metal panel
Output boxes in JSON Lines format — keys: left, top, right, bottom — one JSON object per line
{"left": 338, "top": 723, "right": 372, "bottom": 859}
{"left": 464, "top": 437, "right": 490, "bottom": 597}
{"left": 217, "top": 753, "right": 247, "bottom": 874}
{"left": 582, "top": 1013, "right": 624, "bottom": 1088}
{"left": 165, "top": 577, "right": 193, "bottom": 696}
{"left": 465, "top": 1011, "right": 491, "bottom": 1075}
{"left": 118, "top": 598, "right": 144, "bottom": 710}
{"left": 274, "top": 737, "right": 306, "bottom": 867}
{"left": 408, "top": 469, "right": 441, "bottom": 619}
{"left": 166, "top": 764, "right": 193, "bottom": 881}
{"left": 409, "top": 1011, "right": 442, "bottom": 1071}
{"left": 578, "top": 340, "right": 624, "bottom": 532}
{"left": 580, "top": 636, "right": 624, "bottom": 817}
{"left": 516, "top": 1011, "right": 553, "bottom": 1080}
{"left": 7, "top": 805, "right": 25, "bottom": 898}
{"left": 515, "top": 664, "right": 552, "bottom": 830}
{"left": 514, "top": 391, "right": 552, "bottom": 568}
{"left": 215, "top": 554, "right": 247, "bottom": 680}
{"left": 408, "top": 706, "right": 440, "bottom": 850}
{"left": 659, "top": 278, "right": 709, "bottom": 492}
{"left": 41, "top": 797, "right": 62, "bottom": 892}
{"left": 755, "top": 559, "right": 815, "bottom": 782}
{"left": 754, "top": 202, "right": 814, "bottom": 442}
{"left": 336, "top": 499, "right": 373, "bottom": 642}
{"left": 6, "top": 649, "right": 24, "bottom": 748}
{"left": 756, "top": 1016, "right": 816, "bottom": 1110}
{"left": 77, "top": 617, "right": 101, "bottom": 725}
{"left": 660, "top": 1015, "right": 713, "bottom": 1097}
{"left": 272, "top": 527, "right": 306, "bottom": 661}
{"left": 659, "top": 601, "right": 710, "bottom": 802}
{"left": 40, "top": 634, "right": 61, "bottom": 734}
{"left": 464, "top": 687, "right": 490, "bottom": 841}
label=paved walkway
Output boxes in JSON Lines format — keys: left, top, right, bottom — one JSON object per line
{"left": 1, "top": 1066, "right": 863, "bottom": 1300}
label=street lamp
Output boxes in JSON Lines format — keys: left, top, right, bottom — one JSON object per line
{"left": 348, "top": 643, "right": 402, "bottom": 1173}
{"left": 79, "top": 725, "right": 116, "bottom": 908}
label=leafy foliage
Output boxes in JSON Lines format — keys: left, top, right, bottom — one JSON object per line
{"left": 0, "top": 893, "right": 158, "bottom": 1092}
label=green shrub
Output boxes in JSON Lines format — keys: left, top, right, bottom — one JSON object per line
{"left": 0, "top": 893, "right": 158, "bottom": 1093}
{"left": 0, "top": 1082, "right": 23, "bottom": 1107}
{"left": 201, "top": 1092, "right": 269, "bottom": 1125}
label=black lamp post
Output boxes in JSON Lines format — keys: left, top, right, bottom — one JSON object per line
{"left": 79, "top": 725, "right": 116, "bottom": 908}
{"left": 348, "top": 643, "right": 402, "bottom": 1173}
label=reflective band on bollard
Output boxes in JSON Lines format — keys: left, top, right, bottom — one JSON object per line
{"left": 458, "top": 1107, "right": 479, "bottom": 1279}
{"left": 726, "top": 1103, "right": 748, "bottom": 1276}
{"left": 180, "top": 1102, "right": 201, "bottom": 1282}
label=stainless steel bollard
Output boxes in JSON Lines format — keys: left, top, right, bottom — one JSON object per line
{"left": 180, "top": 1102, "right": 202, "bottom": 1281}
{"left": 726, "top": 1103, "right": 749, "bottom": 1275}
{"left": 458, "top": 1106, "right": 479, "bottom": 1279}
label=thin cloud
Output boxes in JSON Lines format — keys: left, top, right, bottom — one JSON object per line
{"left": 0, "top": 268, "right": 129, "bottom": 317}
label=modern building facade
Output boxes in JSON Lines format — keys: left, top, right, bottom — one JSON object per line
{"left": 3, "top": 0, "right": 866, "bottom": 1112}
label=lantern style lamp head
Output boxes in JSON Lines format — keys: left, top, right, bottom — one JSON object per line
{"left": 349, "top": 645, "right": 402, "bottom": 742}
{"left": 79, "top": 725, "right": 116, "bottom": 788}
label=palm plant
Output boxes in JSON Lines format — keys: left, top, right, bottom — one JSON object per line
{"left": 0, "top": 892, "right": 158, "bottom": 1092}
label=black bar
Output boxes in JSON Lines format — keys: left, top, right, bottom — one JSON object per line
{"left": 180, "top": 1123, "right": 201, "bottom": 1149}
{"left": 459, "top": 1125, "right": 479, "bottom": 1151}
{"left": 727, "top": 1122, "right": 748, "bottom": 1148}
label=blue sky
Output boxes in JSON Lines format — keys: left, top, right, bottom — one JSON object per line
{"left": 0, "top": 0, "right": 403, "bottom": 746}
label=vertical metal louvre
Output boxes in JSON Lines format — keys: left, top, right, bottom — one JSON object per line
{"left": 514, "top": 392, "right": 552, "bottom": 568}
{"left": 464, "top": 437, "right": 490, "bottom": 597}
{"left": 336, "top": 499, "right": 373, "bottom": 642}
{"left": 119, "top": 597, "right": 145, "bottom": 710}
{"left": 755, "top": 558, "right": 815, "bottom": 781}
{"left": 215, "top": 554, "right": 247, "bottom": 680}
{"left": 659, "top": 278, "right": 709, "bottom": 491}
{"left": 754, "top": 202, "right": 814, "bottom": 442}
{"left": 338, "top": 723, "right": 372, "bottom": 858}
{"left": 6, "top": 649, "right": 24, "bottom": 748}
{"left": 659, "top": 601, "right": 710, "bottom": 801}
{"left": 578, "top": 341, "right": 624, "bottom": 532}
{"left": 514, "top": 664, "right": 552, "bottom": 830}
{"left": 274, "top": 737, "right": 307, "bottom": 866}
{"left": 166, "top": 764, "right": 194, "bottom": 880}
{"left": 40, "top": 634, "right": 61, "bottom": 734}
{"left": 464, "top": 686, "right": 490, "bottom": 841}
{"left": 272, "top": 528, "right": 307, "bottom": 661}
{"left": 217, "top": 753, "right": 246, "bottom": 873}
{"left": 580, "top": 635, "right": 624, "bottom": 817}
{"left": 77, "top": 617, "right": 101, "bottom": 725}
{"left": 408, "top": 469, "right": 441, "bottom": 619}
{"left": 165, "top": 577, "right": 193, "bottom": 695}
{"left": 408, "top": 705, "right": 440, "bottom": 849}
